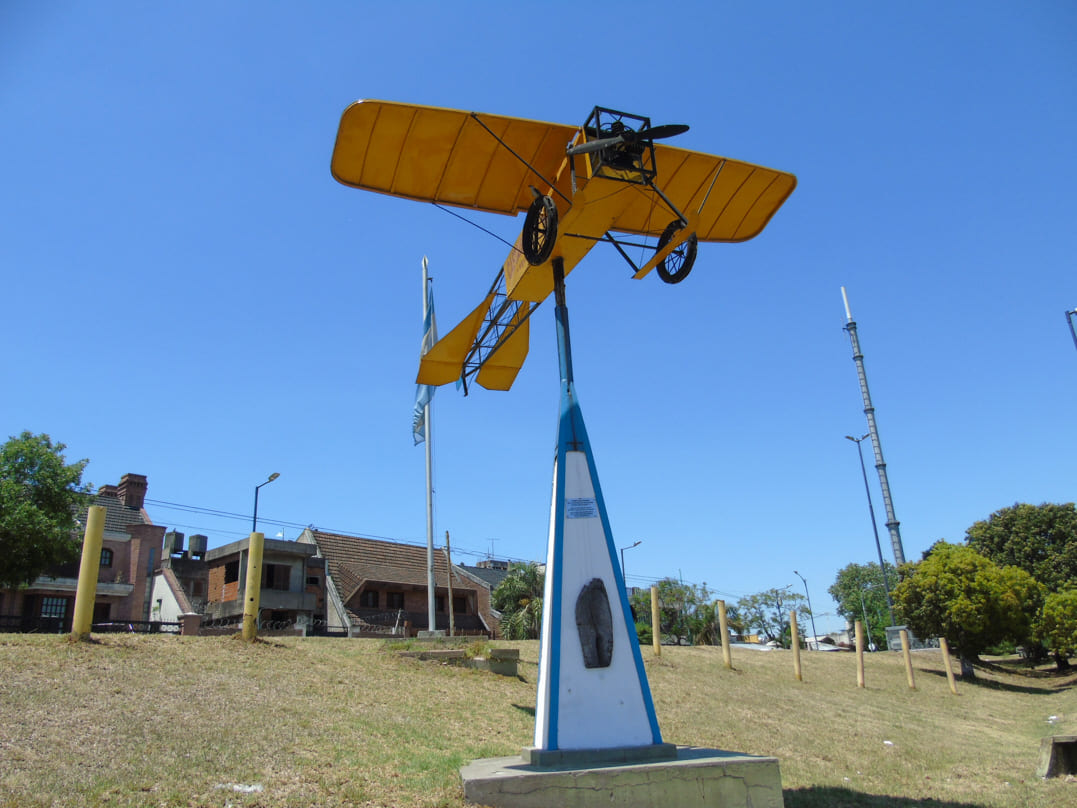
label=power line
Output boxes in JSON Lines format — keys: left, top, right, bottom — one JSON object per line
{"left": 144, "top": 498, "right": 777, "bottom": 596}
{"left": 143, "top": 497, "right": 535, "bottom": 564}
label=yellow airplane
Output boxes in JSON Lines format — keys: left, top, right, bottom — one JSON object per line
{"left": 331, "top": 100, "right": 796, "bottom": 392}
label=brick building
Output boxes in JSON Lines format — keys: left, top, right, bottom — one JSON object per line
{"left": 299, "top": 529, "right": 498, "bottom": 637}
{"left": 149, "top": 531, "right": 209, "bottom": 623}
{"left": 203, "top": 536, "right": 326, "bottom": 629}
{"left": 150, "top": 533, "right": 327, "bottom": 633}
{"left": 0, "top": 473, "right": 166, "bottom": 631}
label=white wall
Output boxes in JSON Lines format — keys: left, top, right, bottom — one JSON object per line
{"left": 150, "top": 574, "right": 184, "bottom": 623}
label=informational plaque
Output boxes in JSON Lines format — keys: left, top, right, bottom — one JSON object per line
{"left": 566, "top": 498, "right": 598, "bottom": 519}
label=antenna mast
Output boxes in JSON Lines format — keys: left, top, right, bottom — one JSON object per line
{"left": 841, "top": 287, "right": 906, "bottom": 566}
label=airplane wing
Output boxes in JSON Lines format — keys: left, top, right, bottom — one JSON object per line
{"left": 331, "top": 100, "right": 579, "bottom": 216}
{"left": 607, "top": 145, "right": 797, "bottom": 243}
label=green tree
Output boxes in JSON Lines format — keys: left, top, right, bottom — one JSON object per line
{"left": 0, "top": 432, "right": 90, "bottom": 590}
{"left": 892, "top": 542, "right": 1044, "bottom": 678}
{"left": 828, "top": 561, "right": 897, "bottom": 650}
{"left": 965, "top": 502, "right": 1077, "bottom": 593}
{"left": 736, "top": 587, "right": 810, "bottom": 648}
{"left": 491, "top": 562, "right": 544, "bottom": 640}
{"left": 629, "top": 578, "right": 721, "bottom": 645}
{"left": 1034, "top": 589, "right": 1077, "bottom": 670}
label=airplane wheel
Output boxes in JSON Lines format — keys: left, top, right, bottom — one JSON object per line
{"left": 656, "top": 219, "right": 697, "bottom": 284}
{"left": 523, "top": 195, "right": 558, "bottom": 265}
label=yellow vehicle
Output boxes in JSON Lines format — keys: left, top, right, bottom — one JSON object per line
{"left": 332, "top": 101, "right": 796, "bottom": 392}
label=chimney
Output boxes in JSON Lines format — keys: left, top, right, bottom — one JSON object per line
{"left": 117, "top": 473, "right": 148, "bottom": 509}
{"left": 97, "top": 484, "right": 119, "bottom": 498}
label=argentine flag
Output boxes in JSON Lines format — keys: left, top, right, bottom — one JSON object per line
{"left": 413, "top": 258, "right": 437, "bottom": 444}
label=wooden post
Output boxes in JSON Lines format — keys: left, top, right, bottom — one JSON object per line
{"left": 855, "top": 620, "right": 865, "bottom": 688}
{"left": 650, "top": 586, "right": 661, "bottom": 656}
{"left": 939, "top": 637, "right": 959, "bottom": 695}
{"left": 790, "top": 611, "right": 802, "bottom": 681}
{"left": 70, "top": 505, "right": 106, "bottom": 640}
{"left": 717, "top": 599, "right": 733, "bottom": 669}
{"left": 444, "top": 531, "right": 455, "bottom": 637}
{"left": 900, "top": 628, "right": 916, "bottom": 689}
{"left": 241, "top": 532, "right": 265, "bottom": 641}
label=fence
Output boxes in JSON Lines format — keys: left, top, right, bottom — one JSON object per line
{"left": 92, "top": 620, "right": 180, "bottom": 634}
{"left": 0, "top": 615, "right": 66, "bottom": 634}
{"left": 0, "top": 615, "right": 180, "bottom": 635}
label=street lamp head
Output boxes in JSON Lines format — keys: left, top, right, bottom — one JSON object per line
{"left": 253, "top": 472, "right": 281, "bottom": 532}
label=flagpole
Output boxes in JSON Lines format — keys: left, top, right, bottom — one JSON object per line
{"left": 422, "top": 256, "right": 437, "bottom": 634}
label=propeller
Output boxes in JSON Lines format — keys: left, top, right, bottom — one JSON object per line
{"left": 566, "top": 123, "right": 689, "bottom": 156}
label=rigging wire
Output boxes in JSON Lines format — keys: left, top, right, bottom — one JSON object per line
{"left": 433, "top": 203, "right": 523, "bottom": 254}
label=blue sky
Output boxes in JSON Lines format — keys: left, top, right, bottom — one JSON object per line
{"left": 3, "top": 2, "right": 1075, "bottom": 631}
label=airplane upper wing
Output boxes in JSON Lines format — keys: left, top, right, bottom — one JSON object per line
{"left": 607, "top": 145, "right": 797, "bottom": 243}
{"left": 331, "top": 100, "right": 579, "bottom": 216}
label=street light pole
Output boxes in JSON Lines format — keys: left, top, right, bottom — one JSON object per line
{"left": 252, "top": 472, "right": 280, "bottom": 533}
{"left": 793, "top": 570, "right": 819, "bottom": 650}
{"left": 1067, "top": 309, "right": 1077, "bottom": 353}
{"left": 859, "top": 588, "right": 875, "bottom": 651}
{"left": 846, "top": 434, "right": 896, "bottom": 626}
{"left": 619, "top": 540, "right": 642, "bottom": 582}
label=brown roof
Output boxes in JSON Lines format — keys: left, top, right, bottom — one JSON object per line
{"left": 81, "top": 492, "right": 152, "bottom": 534}
{"left": 310, "top": 530, "right": 476, "bottom": 604}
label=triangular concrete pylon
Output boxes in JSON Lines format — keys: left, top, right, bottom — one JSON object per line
{"left": 532, "top": 372, "right": 663, "bottom": 751}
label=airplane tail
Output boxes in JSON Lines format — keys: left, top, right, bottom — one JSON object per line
{"left": 416, "top": 279, "right": 535, "bottom": 392}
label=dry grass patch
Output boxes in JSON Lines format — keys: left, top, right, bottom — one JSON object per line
{"left": 0, "top": 635, "right": 1073, "bottom": 807}
{"left": 645, "top": 645, "right": 1075, "bottom": 808}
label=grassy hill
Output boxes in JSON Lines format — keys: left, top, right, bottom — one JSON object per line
{"left": 0, "top": 634, "right": 1073, "bottom": 807}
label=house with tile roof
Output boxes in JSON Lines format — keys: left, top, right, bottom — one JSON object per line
{"left": 458, "top": 559, "right": 513, "bottom": 592}
{"left": 0, "top": 473, "right": 166, "bottom": 632}
{"left": 298, "top": 528, "right": 499, "bottom": 637}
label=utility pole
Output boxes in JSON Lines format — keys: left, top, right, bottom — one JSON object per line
{"left": 841, "top": 288, "right": 906, "bottom": 566}
{"left": 793, "top": 570, "right": 819, "bottom": 650}
{"left": 444, "top": 530, "right": 455, "bottom": 637}
{"left": 846, "top": 433, "right": 897, "bottom": 626}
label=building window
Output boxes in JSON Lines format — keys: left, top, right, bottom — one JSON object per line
{"left": 41, "top": 597, "right": 67, "bottom": 619}
{"left": 359, "top": 590, "right": 379, "bottom": 608}
{"left": 436, "top": 595, "right": 445, "bottom": 613}
{"left": 264, "top": 564, "right": 291, "bottom": 591}
{"left": 453, "top": 595, "right": 468, "bottom": 614}
{"left": 100, "top": 548, "right": 113, "bottom": 568}
{"left": 224, "top": 560, "right": 240, "bottom": 584}
{"left": 306, "top": 575, "right": 319, "bottom": 587}
{"left": 192, "top": 580, "right": 204, "bottom": 597}
{"left": 386, "top": 592, "right": 404, "bottom": 609}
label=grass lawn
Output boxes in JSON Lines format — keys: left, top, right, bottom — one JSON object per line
{"left": 0, "top": 634, "right": 1073, "bottom": 807}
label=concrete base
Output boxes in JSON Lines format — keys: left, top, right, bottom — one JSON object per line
{"left": 460, "top": 746, "right": 784, "bottom": 807}
{"left": 520, "top": 742, "right": 677, "bottom": 768}
{"left": 1037, "top": 734, "right": 1077, "bottom": 778}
